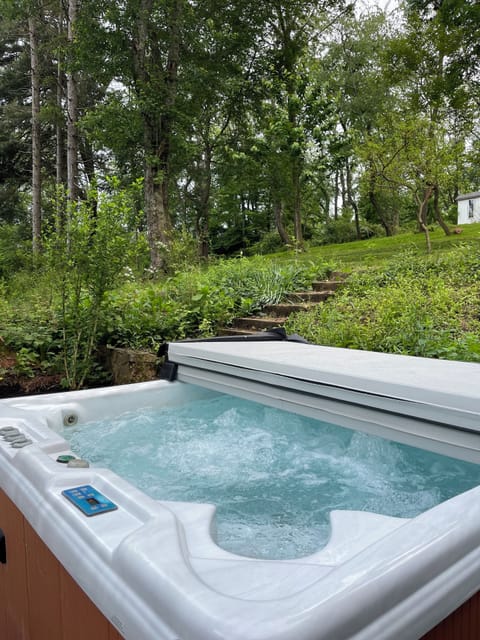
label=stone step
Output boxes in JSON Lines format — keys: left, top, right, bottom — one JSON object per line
{"left": 263, "top": 302, "right": 315, "bottom": 317}
{"left": 286, "top": 290, "right": 334, "bottom": 303}
{"left": 232, "top": 316, "right": 287, "bottom": 331}
{"left": 312, "top": 280, "right": 344, "bottom": 292}
{"left": 219, "top": 272, "right": 347, "bottom": 338}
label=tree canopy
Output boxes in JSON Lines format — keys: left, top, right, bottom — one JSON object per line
{"left": 0, "top": 0, "right": 478, "bottom": 265}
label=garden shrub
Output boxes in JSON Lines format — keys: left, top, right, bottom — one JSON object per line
{"left": 312, "top": 218, "right": 358, "bottom": 245}
{"left": 0, "top": 223, "right": 32, "bottom": 278}
{"left": 245, "top": 231, "right": 289, "bottom": 256}
{"left": 310, "top": 218, "right": 385, "bottom": 247}
{"left": 285, "top": 246, "right": 480, "bottom": 363}
{"left": 155, "top": 227, "right": 202, "bottom": 275}
{"left": 104, "top": 284, "right": 191, "bottom": 349}
{"left": 42, "top": 180, "right": 144, "bottom": 388}
{"left": 104, "top": 256, "right": 332, "bottom": 348}
{"left": 0, "top": 275, "right": 61, "bottom": 379}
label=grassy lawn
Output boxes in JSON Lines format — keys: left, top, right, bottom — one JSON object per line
{"left": 271, "top": 223, "right": 480, "bottom": 271}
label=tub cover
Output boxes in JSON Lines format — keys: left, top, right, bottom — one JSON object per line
{"left": 167, "top": 340, "right": 480, "bottom": 462}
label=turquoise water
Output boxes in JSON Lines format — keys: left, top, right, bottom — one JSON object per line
{"left": 62, "top": 390, "right": 480, "bottom": 560}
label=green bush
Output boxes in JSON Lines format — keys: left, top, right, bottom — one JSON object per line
{"left": 1, "top": 268, "right": 60, "bottom": 354}
{"left": 285, "top": 247, "right": 480, "bottom": 362}
{"left": 0, "top": 223, "right": 32, "bottom": 278}
{"left": 155, "top": 227, "right": 202, "bottom": 275}
{"left": 104, "top": 284, "right": 191, "bottom": 349}
{"left": 43, "top": 179, "right": 144, "bottom": 388}
{"left": 310, "top": 218, "right": 385, "bottom": 247}
{"left": 104, "top": 256, "right": 332, "bottom": 347}
{"left": 245, "top": 231, "right": 289, "bottom": 256}
{"left": 311, "top": 218, "right": 358, "bottom": 245}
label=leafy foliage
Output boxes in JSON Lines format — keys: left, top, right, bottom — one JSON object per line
{"left": 286, "top": 247, "right": 480, "bottom": 362}
{"left": 42, "top": 179, "right": 143, "bottom": 388}
{"left": 1, "top": 0, "right": 480, "bottom": 389}
{"left": 104, "top": 256, "right": 332, "bottom": 348}
{"left": 0, "top": 223, "right": 32, "bottom": 277}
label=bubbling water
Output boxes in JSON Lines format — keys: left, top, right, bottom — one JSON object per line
{"left": 63, "top": 390, "right": 480, "bottom": 560}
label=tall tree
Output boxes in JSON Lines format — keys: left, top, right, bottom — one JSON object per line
{"left": 66, "top": 0, "right": 79, "bottom": 203}
{"left": 322, "top": 10, "right": 397, "bottom": 235}
{"left": 131, "top": 0, "right": 183, "bottom": 269}
{"left": 178, "top": 0, "right": 266, "bottom": 258}
{"left": 29, "top": 11, "right": 42, "bottom": 252}
{"left": 387, "top": 1, "right": 479, "bottom": 236}
{"left": 261, "top": 0, "right": 345, "bottom": 248}
{"left": 1, "top": 1, "right": 58, "bottom": 235}
{"left": 77, "top": 0, "right": 186, "bottom": 270}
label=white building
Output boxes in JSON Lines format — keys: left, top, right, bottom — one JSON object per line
{"left": 457, "top": 191, "right": 480, "bottom": 224}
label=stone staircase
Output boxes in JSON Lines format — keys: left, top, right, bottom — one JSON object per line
{"left": 221, "top": 273, "right": 346, "bottom": 337}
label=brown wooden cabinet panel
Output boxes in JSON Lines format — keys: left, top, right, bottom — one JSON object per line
{"left": 0, "top": 490, "right": 123, "bottom": 640}
{"left": 421, "top": 590, "right": 480, "bottom": 640}
{"left": 59, "top": 562, "right": 112, "bottom": 640}
{"left": 24, "top": 520, "right": 63, "bottom": 640}
{"left": 3, "top": 487, "right": 479, "bottom": 640}
{"left": 0, "top": 490, "right": 30, "bottom": 640}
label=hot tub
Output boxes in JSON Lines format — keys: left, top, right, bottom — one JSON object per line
{"left": 1, "top": 340, "right": 480, "bottom": 640}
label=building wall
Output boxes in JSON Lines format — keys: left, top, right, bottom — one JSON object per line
{"left": 458, "top": 197, "right": 480, "bottom": 224}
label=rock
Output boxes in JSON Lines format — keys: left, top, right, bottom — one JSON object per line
{"left": 106, "top": 346, "right": 158, "bottom": 385}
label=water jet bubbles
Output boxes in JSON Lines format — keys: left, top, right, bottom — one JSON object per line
{"left": 61, "top": 391, "right": 480, "bottom": 561}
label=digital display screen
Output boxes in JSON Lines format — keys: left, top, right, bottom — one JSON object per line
{"left": 86, "top": 497, "right": 99, "bottom": 506}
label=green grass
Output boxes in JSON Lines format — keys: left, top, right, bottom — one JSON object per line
{"left": 269, "top": 223, "right": 480, "bottom": 271}
{"left": 283, "top": 240, "right": 480, "bottom": 363}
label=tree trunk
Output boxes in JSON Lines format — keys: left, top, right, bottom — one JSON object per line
{"left": 56, "top": 12, "right": 66, "bottom": 190}
{"left": 339, "top": 167, "right": 346, "bottom": 213}
{"left": 29, "top": 16, "right": 42, "bottom": 254}
{"left": 273, "top": 199, "right": 291, "bottom": 245}
{"left": 197, "top": 146, "right": 212, "bottom": 260}
{"left": 333, "top": 169, "right": 339, "bottom": 220}
{"left": 369, "top": 189, "right": 392, "bottom": 236}
{"left": 416, "top": 185, "right": 434, "bottom": 254}
{"left": 52, "top": 8, "right": 67, "bottom": 233}
{"left": 56, "top": 54, "right": 67, "bottom": 229}
{"left": 292, "top": 157, "right": 303, "bottom": 248}
{"left": 134, "top": 0, "right": 182, "bottom": 271}
{"left": 66, "top": 0, "right": 79, "bottom": 203}
{"left": 346, "top": 159, "right": 361, "bottom": 239}
{"left": 144, "top": 153, "right": 171, "bottom": 271}
{"left": 368, "top": 169, "right": 394, "bottom": 236}
{"left": 433, "top": 184, "right": 451, "bottom": 236}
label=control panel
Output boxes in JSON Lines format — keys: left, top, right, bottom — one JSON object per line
{"left": 62, "top": 485, "right": 118, "bottom": 517}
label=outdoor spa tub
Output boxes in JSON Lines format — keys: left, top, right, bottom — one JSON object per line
{"left": 1, "top": 338, "right": 480, "bottom": 640}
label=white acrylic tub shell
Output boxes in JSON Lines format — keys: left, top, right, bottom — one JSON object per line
{"left": 1, "top": 344, "right": 480, "bottom": 640}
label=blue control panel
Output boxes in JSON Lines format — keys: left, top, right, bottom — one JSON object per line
{"left": 62, "top": 485, "right": 118, "bottom": 517}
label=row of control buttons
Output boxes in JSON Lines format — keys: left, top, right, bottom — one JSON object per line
{"left": 0, "top": 426, "right": 32, "bottom": 448}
